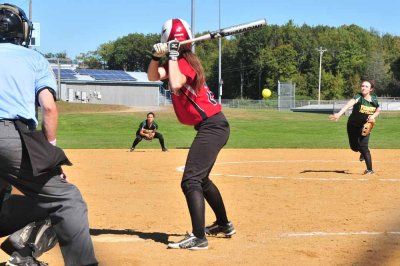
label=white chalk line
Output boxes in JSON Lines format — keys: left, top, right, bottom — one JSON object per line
{"left": 281, "top": 231, "right": 400, "bottom": 237}
{"left": 214, "top": 160, "right": 398, "bottom": 165}
{"left": 92, "top": 235, "right": 144, "bottom": 243}
{"left": 176, "top": 160, "right": 400, "bottom": 182}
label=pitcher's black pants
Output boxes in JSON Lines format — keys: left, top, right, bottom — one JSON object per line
{"left": 347, "top": 122, "right": 373, "bottom": 171}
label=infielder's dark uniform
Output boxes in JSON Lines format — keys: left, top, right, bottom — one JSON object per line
{"left": 131, "top": 120, "right": 166, "bottom": 150}
{"left": 347, "top": 93, "right": 380, "bottom": 171}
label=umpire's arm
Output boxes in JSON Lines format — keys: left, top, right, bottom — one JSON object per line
{"left": 38, "top": 88, "right": 58, "bottom": 144}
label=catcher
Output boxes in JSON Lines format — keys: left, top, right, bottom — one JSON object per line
{"left": 0, "top": 181, "right": 57, "bottom": 265}
{"left": 130, "top": 112, "right": 168, "bottom": 152}
{"left": 329, "top": 80, "right": 381, "bottom": 174}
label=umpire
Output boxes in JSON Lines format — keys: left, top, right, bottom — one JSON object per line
{"left": 0, "top": 3, "right": 97, "bottom": 266}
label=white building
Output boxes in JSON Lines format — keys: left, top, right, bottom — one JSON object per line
{"left": 52, "top": 66, "right": 168, "bottom": 107}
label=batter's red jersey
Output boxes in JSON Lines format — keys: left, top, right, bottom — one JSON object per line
{"left": 165, "top": 58, "right": 221, "bottom": 126}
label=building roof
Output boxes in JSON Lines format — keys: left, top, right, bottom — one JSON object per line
{"left": 51, "top": 67, "right": 162, "bottom": 85}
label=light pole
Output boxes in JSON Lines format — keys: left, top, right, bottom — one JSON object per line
{"left": 316, "top": 47, "right": 327, "bottom": 105}
{"left": 218, "top": 0, "right": 222, "bottom": 104}
{"left": 191, "top": 0, "right": 195, "bottom": 52}
{"left": 29, "top": 0, "right": 32, "bottom": 21}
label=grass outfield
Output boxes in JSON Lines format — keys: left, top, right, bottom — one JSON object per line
{"left": 54, "top": 102, "right": 400, "bottom": 149}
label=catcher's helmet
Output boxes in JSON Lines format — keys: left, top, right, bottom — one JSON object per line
{"left": 161, "top": 18, "right": 192, "bottom": 43}
{"left": 0, "top": 3, "right": 32, "bottom": 46}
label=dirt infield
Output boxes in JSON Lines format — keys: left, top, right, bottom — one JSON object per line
{"left": 1, "top": 149, "right": 400, "bottom": 265}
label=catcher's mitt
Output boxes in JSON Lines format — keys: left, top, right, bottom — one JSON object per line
{"left": 361, "top": 121, "right": 375, "bottom": 136}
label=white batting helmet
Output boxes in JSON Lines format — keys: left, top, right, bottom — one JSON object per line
{"left": 161, "top": 18, "right": 192, "bottom": 43}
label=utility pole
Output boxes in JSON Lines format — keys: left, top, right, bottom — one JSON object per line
{"left": 191, "top": 0, "right": 195, "bottom": 52}
{"left": 29, "top": 0, "right": 32, "bottom": 21}
{"left": 316, "top": 47, "right": 327, "bottom": 105}
{"left": 218, "top": 0, "right": 222, "bottom": 104}
{"left": 240, "top": 62, "right": 244, "bottom": 99}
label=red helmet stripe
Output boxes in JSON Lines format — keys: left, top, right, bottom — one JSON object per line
{"left": 170, "top": 18, "right": 190, "bottom": 42}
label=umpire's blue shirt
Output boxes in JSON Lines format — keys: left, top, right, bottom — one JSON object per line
{"left": 0, "top": 43, "right": 57, "bottom": 127}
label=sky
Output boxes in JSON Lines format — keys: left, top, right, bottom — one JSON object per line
{"left": 5, "top": 0, "right": 400, "bottom": 59}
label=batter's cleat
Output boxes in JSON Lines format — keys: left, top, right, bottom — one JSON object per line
{"left": 364, "top": 170, "right": 375, "bottom": 175}
{"left": 1, "top": 218, "right": 57, "bottom": 259}
{"left": 162, "top": 147, "right": 168, "bottom": 152}
{"left": 167, "top": 233, "right": 208, "bottom": 250}
{"left": 359, "top": 154, "right": 365, "bottom": 162}
{"left": 205, "top": 221, "right": 236, "bottom": 237}
{"left": 6, "top": 252, "right": 48, "bottom": 266}
{"left": 129, "top": 148, "right": 135, "bottom": 152}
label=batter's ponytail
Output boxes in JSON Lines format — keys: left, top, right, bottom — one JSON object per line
{"left": 180, "top": 45, "right": 205, "bottom": 93}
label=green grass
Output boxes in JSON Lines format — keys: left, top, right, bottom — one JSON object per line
{"left": 53, "top": 103, "right": 400, "bottom": 149}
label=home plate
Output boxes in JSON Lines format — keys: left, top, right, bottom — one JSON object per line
{"left": 92, "top": 234, "right": 144, "bottom": 243}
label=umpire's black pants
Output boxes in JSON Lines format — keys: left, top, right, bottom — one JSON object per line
{"left": 0, "top": 121, "right": 97, "bottom": 266}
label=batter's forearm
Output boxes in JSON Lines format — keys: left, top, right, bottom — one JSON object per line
{"left": 147, "top": 60, "right": 161, "bottom": 81}
{"left": 168, "top": 61, "right": 186, "bottom": 92}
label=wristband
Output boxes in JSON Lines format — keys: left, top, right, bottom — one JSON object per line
{"left": 168, "top": 52, "right": 179, "bottom": 61}
{"left": 49, "top": 139, "right": 57, "bottom": 146}
{"left": 151, "top": 55, "right": 161, "bottom": 61}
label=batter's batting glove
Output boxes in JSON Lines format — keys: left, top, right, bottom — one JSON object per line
{"left": 152, "top": 43, "right": 168, "bottom": 61}
{"left": 168, "top": 40, "right": 180, "bottom": 61}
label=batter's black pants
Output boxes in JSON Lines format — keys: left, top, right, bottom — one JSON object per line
{"left": 0, "top": 120, "right": 97, "bottom": 266}
{"left": 181, "top": 112, "right": 230, "bottom": 239}
{"left": 131, "top": 132, "right": 166, "bottom": 149}
{"left": 347, "top": 122, "right": 373, "bottom": 171}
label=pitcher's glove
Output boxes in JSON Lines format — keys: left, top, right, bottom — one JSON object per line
{"left": 361, "top": 121, "right": 375, "bottom": 136}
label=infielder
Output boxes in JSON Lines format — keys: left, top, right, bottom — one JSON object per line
{"left": 130, "top": 112, "right": 168, "bottom": 152}
{"left": 148, "top": 18, "right": 236, "bottom": 250}
{"left": 330, "top": 80, "right": 381, "bottom": 174}
{"left": 0, "top": 4, "right": 97, "bottom": 265}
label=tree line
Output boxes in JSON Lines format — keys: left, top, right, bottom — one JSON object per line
{"left": 62, "top": 21, "right": 400, "bottom": 99}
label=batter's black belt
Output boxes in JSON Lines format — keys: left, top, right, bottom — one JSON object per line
{"left": 13, "top": 120, "right": 72, "bottom": 176}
